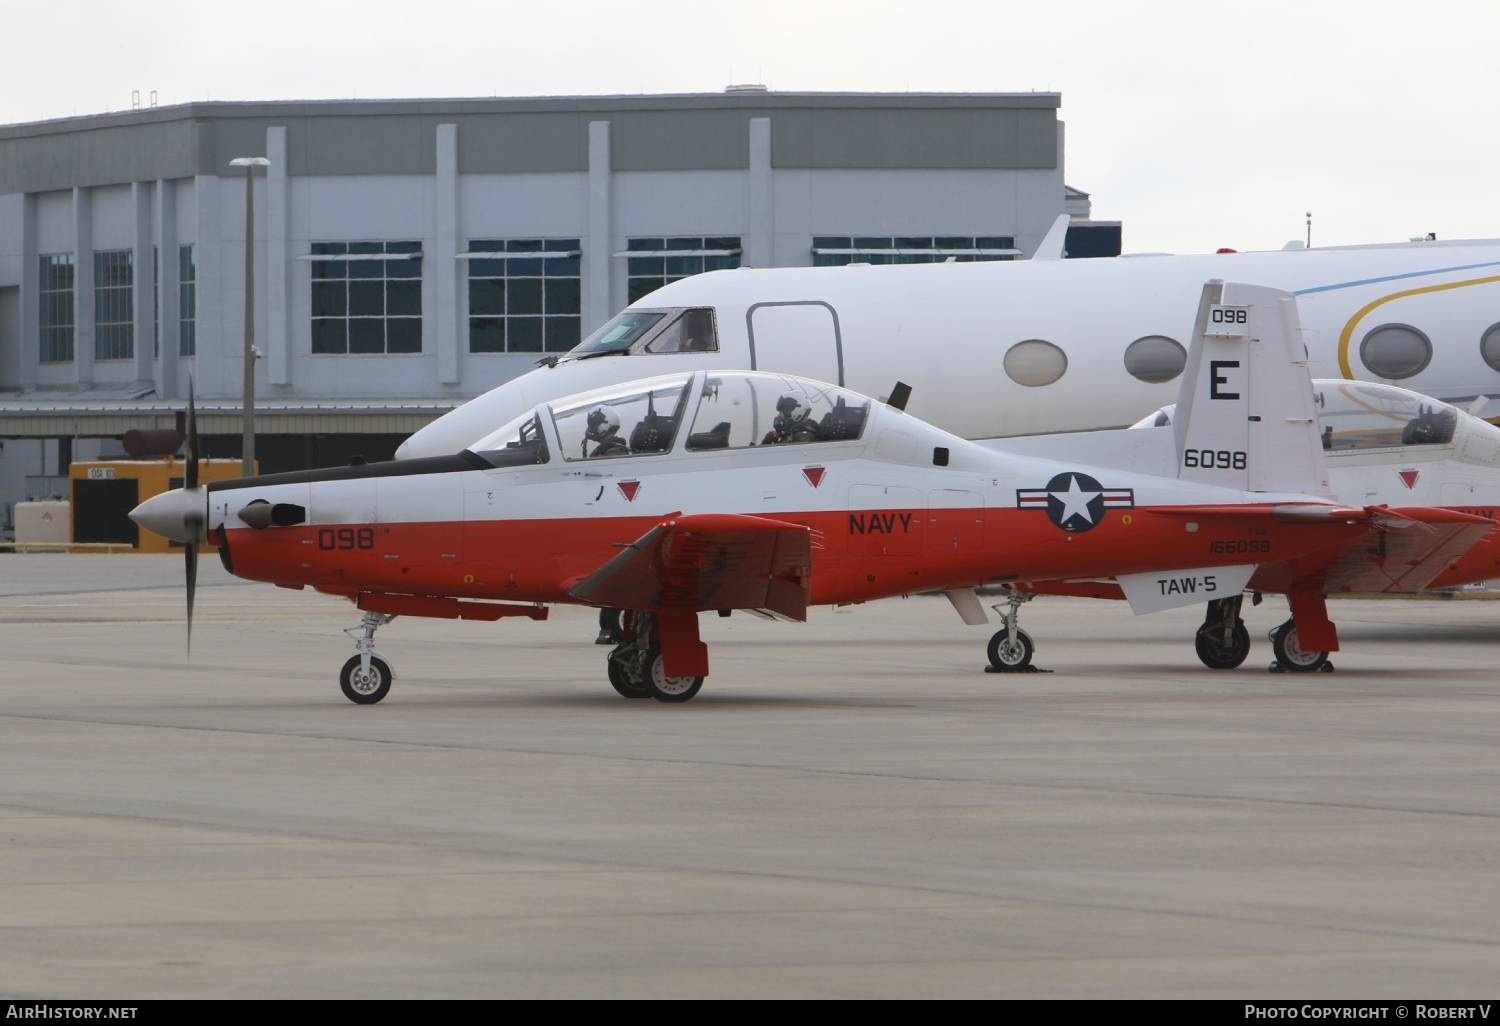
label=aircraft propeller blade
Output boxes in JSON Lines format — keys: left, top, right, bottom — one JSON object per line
{"left": 184, "top": 539, "right": 197, "bottom": 656}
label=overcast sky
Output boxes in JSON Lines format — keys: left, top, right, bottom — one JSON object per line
{"left": 4, "top": 0, "right": 1495, "bottom": 254}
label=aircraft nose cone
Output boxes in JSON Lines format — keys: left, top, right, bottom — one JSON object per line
{"left": 130, "top": 487, "right": 207, "bottom": 544}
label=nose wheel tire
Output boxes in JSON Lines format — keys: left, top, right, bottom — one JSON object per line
{"left": 987, "top": 628, "right": 1035, "bottom": 671}
{"left": 1270, "top": 620, "right": 1329, "bottom": 673}
{"left": 340, "top": 654, "right": 393, "bottom": 705}
{"left": 645, "top": 647, "right": 704, "bottom": 703}
{"left": 1195, "top": 620, "right": 1250, "bottom": 669}
{"left": 607, "top": 650, "right": 652, "bottom": 699}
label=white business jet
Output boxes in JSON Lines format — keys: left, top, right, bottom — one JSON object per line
{"left": 399, "top": 234, "right": 1500, "bottom": 459}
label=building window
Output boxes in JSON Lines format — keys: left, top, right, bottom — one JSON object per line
{"left": 93, "top": 249, "right": 134, "bottom": 360}
{"left": 811, "top": 236, "right": 1018, "bottom": 266}
{"left": 39, "top": 253, "right": 75, "bottom": 364}
{"left": 465, "top": 239, "right": 581, "bottom": 354}
{"left": 179, "top": 245, "right": 197, "bottom": 357}
{"left": 310, "top": 241, "right": 423, "bottom": 355}
{"left": 625, "top": 237, "right": 741, "bottom": 304}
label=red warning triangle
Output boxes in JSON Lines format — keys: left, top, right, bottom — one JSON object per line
{"left": 618, "top": 480, "right": 641, "bottom": 502}
{"left": 802, "top": 466, "right": 826, "bottom": 488}
{"left": 1398, "top": 469, "right": 1419, "bottom": 490}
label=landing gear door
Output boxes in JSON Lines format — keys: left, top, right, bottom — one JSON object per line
{"left": 747, "top": 302, "right": 844, "bottom": 385}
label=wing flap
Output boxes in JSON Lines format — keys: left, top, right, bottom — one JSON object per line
{"left": 569, "top": 512, "right": 814, "bottom": 619}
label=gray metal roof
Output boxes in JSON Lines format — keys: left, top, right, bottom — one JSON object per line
{"left": 0, "top": 91, "right": 1064, "bottom": 193}
{"left": 0, "top": 92, "right": 1062, "bottom": 138}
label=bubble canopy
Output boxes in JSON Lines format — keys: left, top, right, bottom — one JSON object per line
{"left": 468, "top": 371, "right": 874, "bottom": 466}
{"left": 1131, "top": 380, "right": 1468, "bottom": 451}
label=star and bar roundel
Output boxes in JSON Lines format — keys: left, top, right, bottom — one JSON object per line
{"left": 1017, "top": 472, "right": 1134, "bottom": 533}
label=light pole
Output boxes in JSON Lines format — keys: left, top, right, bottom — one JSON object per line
{"left": 230, "top": 156, "right": 270, "bottom": 476}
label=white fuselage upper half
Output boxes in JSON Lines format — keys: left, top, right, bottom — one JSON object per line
{"left": 398, "top": 241, "right": 1500, "bottom": 459}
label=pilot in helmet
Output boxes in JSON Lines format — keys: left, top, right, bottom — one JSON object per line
{"left": 585, "top": 405, "right": 630, "bottom": 458}
{"left": 762, "top": 395, "right": 819, "bottom": 444}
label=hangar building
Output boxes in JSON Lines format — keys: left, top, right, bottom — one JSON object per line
{"left": 0, "top": 89, "right": 1118, "bottom": 527}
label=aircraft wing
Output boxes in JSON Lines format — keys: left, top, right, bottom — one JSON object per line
{"left": 568, "top": 512, "right": 814, "bottom": 620}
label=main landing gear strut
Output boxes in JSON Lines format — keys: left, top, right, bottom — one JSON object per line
{"left": 1268, "top": 619, "right": 1333, "bottom": 673}
{"left": 1192, "top": 596, "right": 1334, "bottom": 673}
{"left": 340, "top": 612, "right": 396, "bottom": 704}
{"left": 606, "top": 612, "right": 705, "bottom": 703}
{"left": 1195, "top": 596, "right": 1251, "bottom": 669}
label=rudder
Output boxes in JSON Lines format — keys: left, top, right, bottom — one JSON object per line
{"left": 1171, "top": 280, "right": 1333, "bottom": 498}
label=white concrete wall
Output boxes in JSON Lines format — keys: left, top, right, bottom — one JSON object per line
{"left": 458, "top": 173, "right": 587, "bottom": 239}
{"left": 34, "top": 190, "right": 72, "bottom": 254}
{"left": 769, "top": 167, "right": 1062, "bottom": 268}
{"left": 88, "top": 185, "right": 135, "bottom": 249}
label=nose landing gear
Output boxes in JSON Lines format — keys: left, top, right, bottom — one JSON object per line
{"left": 340, "top": 612, "right": 396, "bottom": 704}
{"left": 985, "top": 590, "right": 1041, "bottom": 672}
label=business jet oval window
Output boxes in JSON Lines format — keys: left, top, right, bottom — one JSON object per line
{"left": 1123, "top": 335, "right": 1187, "bottom": 384}
{"left": 1480, "top": 322, "right": 1500, "bottom": 373}
{"left": 1003, "top": 339, "right": 1067, "bottom": 387}
{"left": 1359, "top": 323, "right": 1432, "bottom": 380}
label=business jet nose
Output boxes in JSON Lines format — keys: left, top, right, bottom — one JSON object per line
{"left": 130, "top": 487, "right": 207, "bottom": 544}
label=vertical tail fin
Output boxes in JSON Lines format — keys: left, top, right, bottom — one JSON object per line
{"left": 1171, "top": 280, "right": 1333, "bottom": 498}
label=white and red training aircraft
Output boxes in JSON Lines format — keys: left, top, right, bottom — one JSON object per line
{"left": 987, "top": 380, "right": 1500, "bottom": 672}
{"left": 131, "top": 282, "right": 1491, "bottom": 704}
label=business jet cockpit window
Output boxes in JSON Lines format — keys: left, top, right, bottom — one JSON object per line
{"left": 550, "top": 374, "right": 694, "bottom": 461}
{"left": 565, "top": 310, "right": 667, "bottom": 359}
{"left": 644, "top": 308, "right": 718, "bottom": 354}
{"left": 686, "top": 373, "right": 871, "bottom": 452}
{"left": 471, "top": 412, "right": 550, "bottom": 468}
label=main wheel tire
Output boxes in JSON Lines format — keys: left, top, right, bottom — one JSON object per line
{"left": 987, "top": 628, "right": 1035, "bottom": 670}
{"left": 607, "top": 651, "right": 652, "bottom": 699}
{"left": 1271, "top": 620, "right": 1329, "bottom": 673}
{"left": 1195, "top": 619, "right": 1251, "bottom": 670}
{"left": 644, "top": 647, "right": 704, "bottom": 703}
{"left": 340, "top": 654, "right": 393, "bottom": 705}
